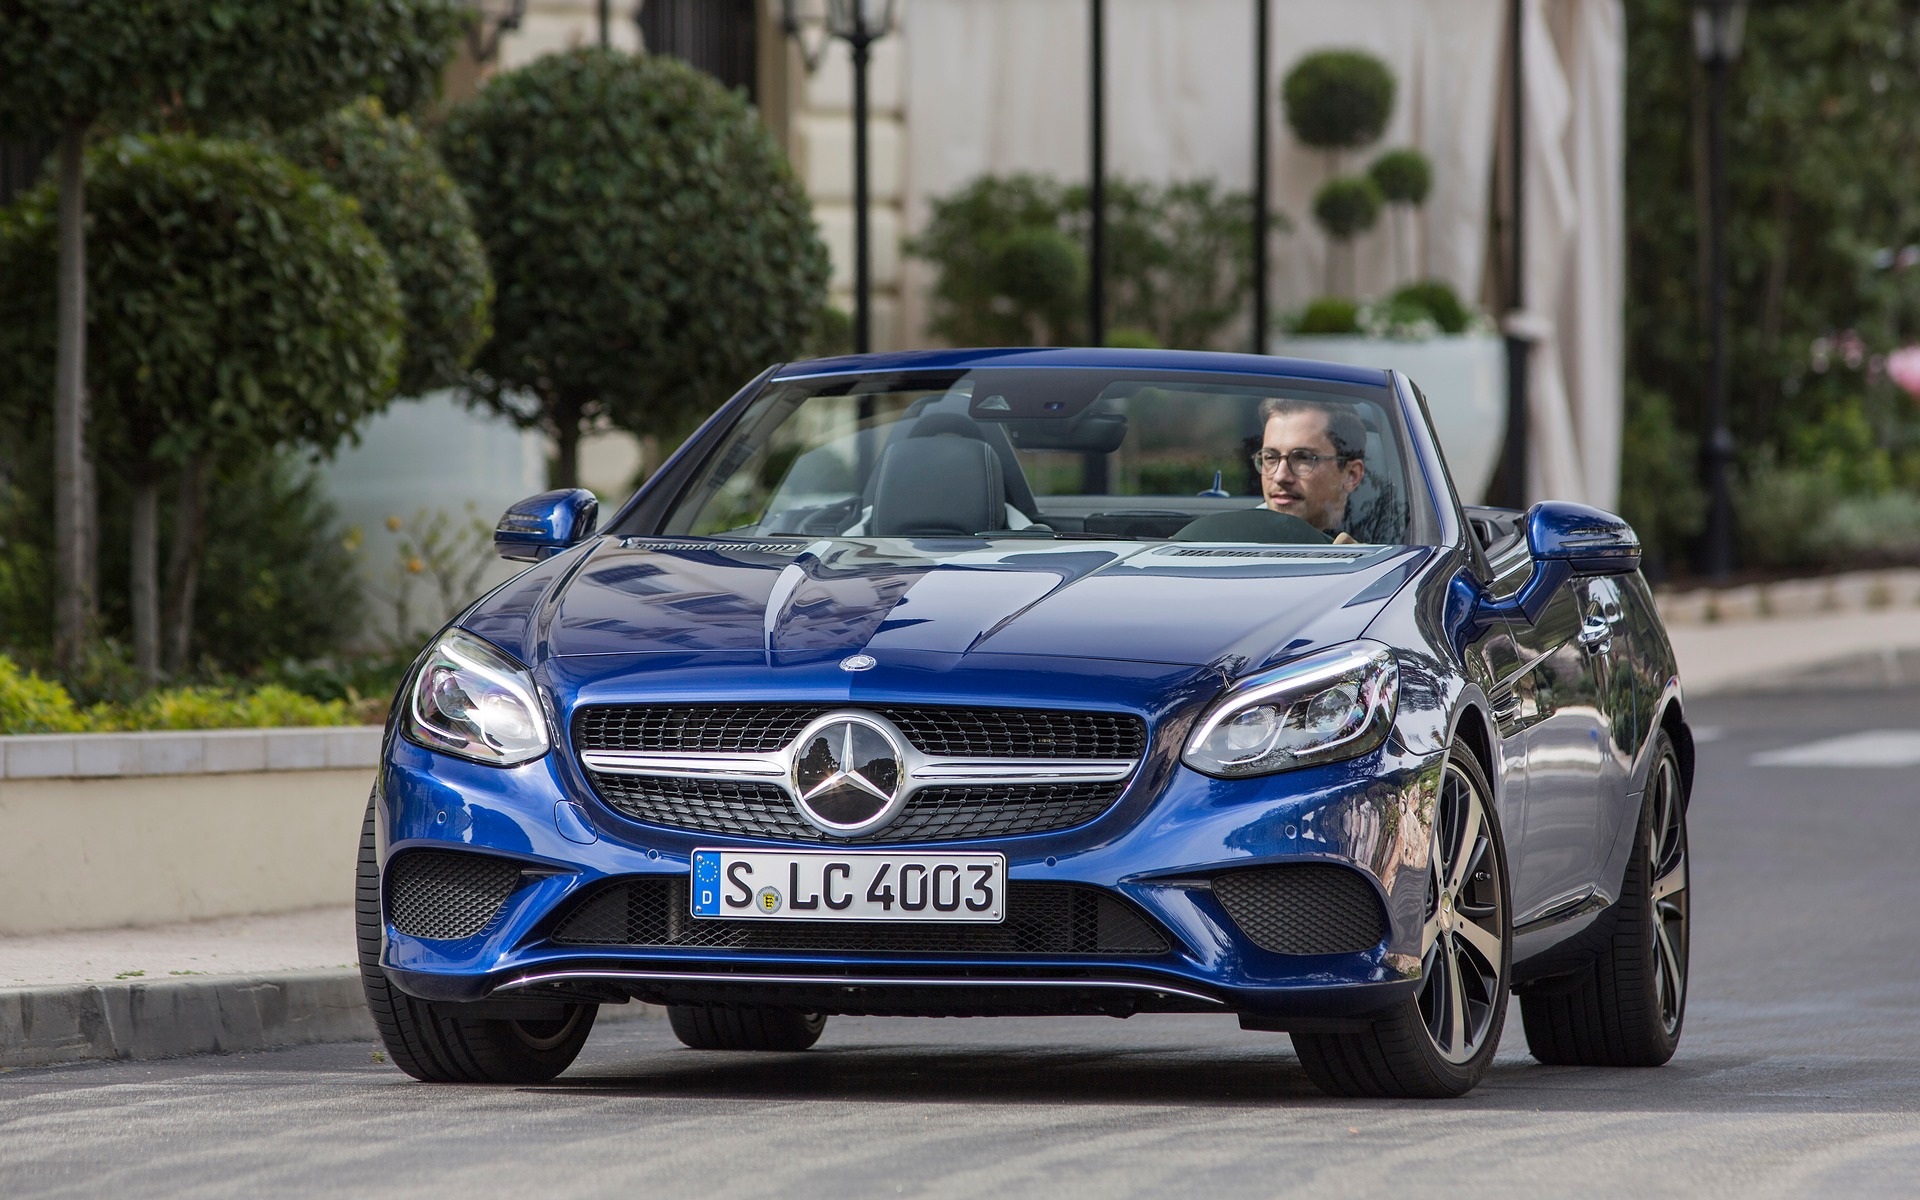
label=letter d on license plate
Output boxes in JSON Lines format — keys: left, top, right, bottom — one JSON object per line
{"left": 690, "top": 850, "right": 1004, "bottom": 922}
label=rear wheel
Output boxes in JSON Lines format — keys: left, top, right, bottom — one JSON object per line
{"left": 1291, "top": 745, "right": 1511, "bottom": 1098}
{"left": 1520, "top": 730, "right": 1689, "bottom": 1066}
{"left": 356, "top": 798, "right": 596, "bottom": 1083}
{"left": 668, "top": 1005, "right": 828, "bottom": 1051}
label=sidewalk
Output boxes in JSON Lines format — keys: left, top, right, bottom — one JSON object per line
{"left": 6, "top": 602, "right": 1917, "bottom": 1071}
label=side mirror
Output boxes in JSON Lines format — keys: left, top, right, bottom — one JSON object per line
{"left": 1526, "top": 501, "right": 1641, "bottom": 577}
{"left": 495, "top": 489, "right": 599, "bottom": 562}
{"left": 1461, "top": 502, "right": 1640, "bottom": 638}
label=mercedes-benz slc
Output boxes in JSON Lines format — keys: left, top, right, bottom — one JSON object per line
{"left": 359, "top": 348, "right": 1692, "bottom": 1098}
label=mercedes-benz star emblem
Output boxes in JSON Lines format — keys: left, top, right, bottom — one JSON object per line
{"left": 790, "top": 713, "right": 905, "bottom": 835}
{"left": 839, "top": 654, "right": 877, "bottom": 672}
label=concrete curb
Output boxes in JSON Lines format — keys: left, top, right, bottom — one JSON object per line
{"left": 1, "top": 970, "right": 373, "bottom": 1069}
{"left": 1656, "top": 567, "right": 1920, "bottom": 626}
{"left": 1, "top": 969, "right": 664, "bottom": 1071}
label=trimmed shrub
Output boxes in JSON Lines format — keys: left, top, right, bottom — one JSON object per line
{"left": 438, "top": 49, "right": 830, "bottom": 486}
{"left": 0, "top": 656, "right": 88, "bottom": 734}
{"left": 1104, "top": 328, "right": 1162, "bottom": 350}
{"left": 1283, "top": 50, "right": 1396, "bottom": 152}
{"left": 990, "top": 226, "right": 1087, "bottom": 342}
{"left": 1295, "top": 298, "right": 1361, "bottom": 335}
{"left": 910, "top": 173, "right": 1264, "bottom": 351}
{"left": 118, "top": 684, "right": 349, "bottom": 731}
{"left": 1390, "top": 280, "right": 1471, "bottom": 334}
{"left": 1313, "top": 176, "right": 1383, "bottom": 241}
{"left": 1369, "top": 148, "right": 1432, "bottom": 205}
{"left": 278, "top": 98, "right": 492, "bottom": 395}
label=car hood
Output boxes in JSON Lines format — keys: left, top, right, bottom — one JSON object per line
{"left": 465, "top": 536, "right": 1429, "bottom": 674}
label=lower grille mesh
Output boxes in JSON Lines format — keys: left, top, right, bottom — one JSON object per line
{"left": 587, "top": 776, "right": 1121, "bottom": 843}
{"left": 386, "top": 850, "right": 524, "bottom": 941}
{"left": 550, "top": 878, "right": 1170, "bottom": 956}
{"left": 1212, "top": 865, "right": 1387, "bottom": 955}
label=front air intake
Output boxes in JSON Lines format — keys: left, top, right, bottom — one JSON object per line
{"left": 386, "top": 850, "right": 525, "bottom": 941}
{"left": 1212, "top": 865, "right": 1387, "bottom": 955}
{"left": 549, "top": 878, "right": 1171, "bottom": 956}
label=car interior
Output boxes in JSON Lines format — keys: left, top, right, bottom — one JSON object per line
{"left": 670, "top": 373, "right": 1420, "bottom": 546}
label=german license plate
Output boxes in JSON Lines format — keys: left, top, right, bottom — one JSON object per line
{"left": 690, "top": 849, "right": 1005, "bottom": 922}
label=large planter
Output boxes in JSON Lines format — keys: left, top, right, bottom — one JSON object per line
{"left": 1270, "top": 333, "right": 1507, "bottom": 507}
{"left": 0, "top": 728, "right": 380, "bottom": 934}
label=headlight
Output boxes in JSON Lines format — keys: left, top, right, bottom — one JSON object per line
{"left": 1183, "top": 641, "right": 1398, "bottom": 777}
{"left": 405, "top": 630, "right": 551, "bottom": 767}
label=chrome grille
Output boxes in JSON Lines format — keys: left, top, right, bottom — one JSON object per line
{"left": 573, "top": 704, "right": 1145, "bottom": 843}
{"left": 550, "top": 877, "right": 1170, "bottom": 955}
{"left": 575, "top": 704, "right": 1146, "bottom": 759}
{"left": 587, "top": 776, "right": 1122, "bottom": 843}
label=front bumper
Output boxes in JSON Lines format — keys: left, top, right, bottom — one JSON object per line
{"left": 375, "top": 721, "right": 1445, "bottom": 1023}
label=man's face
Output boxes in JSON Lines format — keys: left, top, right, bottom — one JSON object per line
{"left": 1259, "top": 411, "right": 1365, "bottom": 532}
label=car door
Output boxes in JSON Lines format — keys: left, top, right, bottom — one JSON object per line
{"left": 1507, "top": 571, "right": 1628, "bottom": 922}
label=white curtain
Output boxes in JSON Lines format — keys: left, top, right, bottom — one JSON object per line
{"left": 1533, "top": 0, "right": 1624, "bottom": 510}
{"left": 897, "top": 0, "right": 1623, "bottom": 510}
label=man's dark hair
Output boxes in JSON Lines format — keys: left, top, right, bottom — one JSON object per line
{"left": 1258, "top": 397, "right": 1367, "bottom": 460}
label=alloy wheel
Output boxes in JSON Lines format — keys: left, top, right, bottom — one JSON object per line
{"left": 1648, "top": 753, "right": 1689, "bottom": 1035}
{"left": 1420, "top": 760, "right": 1507, "bottom": 1065}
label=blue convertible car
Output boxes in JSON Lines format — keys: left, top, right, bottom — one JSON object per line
{"left": 361, "top": 348, "right": 1692, "bottom": 1098}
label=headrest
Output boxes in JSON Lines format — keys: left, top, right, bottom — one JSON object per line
{"left": 869, "top": 437, "right": 1006, "bottom": 537}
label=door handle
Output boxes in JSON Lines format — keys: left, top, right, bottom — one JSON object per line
{"left": 1577, "top": 615, "right": 1613, "bottom": 656}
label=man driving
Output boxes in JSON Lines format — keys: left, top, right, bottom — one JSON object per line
{"left": 1254, "top": 397, "right": 1366, "bottom": 538}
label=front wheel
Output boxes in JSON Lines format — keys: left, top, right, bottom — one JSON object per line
{"left": 1520, "top": 729, "right": 1689, "bottom": 1066}
{"left": 356, "top": 798, "right": 596, "bottom": 1083}
{"left": 1291, "top": 745, "right": 1512, "bottom": 1098}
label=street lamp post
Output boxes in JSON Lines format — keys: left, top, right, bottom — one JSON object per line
{"left": 1251, "top": 0, "right": 1270, "bottom": 355}
{"left": 783, "top": 0, "right": 899, "bottom": 355}
{"left": 1089, "top": 0, "right": 1106, "bottom": 350}
{"left": 1695, "top": 0, "right": 1747, "bottom": 579}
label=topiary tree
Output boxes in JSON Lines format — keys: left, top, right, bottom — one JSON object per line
{"left": 1369, "top": 148, "right": 1432, "bottom": 285}
{"left": 1284, "top": 50, "right": 1397, "bottom": 297}
{"left": 278, "top": 98, "right": 492, "bottom": 397}
{"left": 438, "top": 49, "right": 831, "bottom": 488}
{"left": 0, "top": 0, "right": 463, "bottom": 670}
{"left": 0, "top": 135, "right": 403, "bottom": 676}
{"left": 1283, "top": 50, "right": 1396, "bottom": 169}
{"left": 1312, "top": 175, "right": 1383, "bottom": 296}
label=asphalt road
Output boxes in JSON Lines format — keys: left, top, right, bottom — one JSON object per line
{"left": 5, "top": 682, "right": 1919, "bottom": 1199}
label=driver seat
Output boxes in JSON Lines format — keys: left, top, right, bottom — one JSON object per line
{"left": 868, "top": 434, "right": 1006, "bottom": 537}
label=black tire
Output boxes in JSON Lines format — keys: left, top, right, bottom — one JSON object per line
{"left": 668, "top": 1005, "right": 828, "bottom": 1051}
{"left": 1291, "top": 744, "right": 1512, "bottom": 1099}
{"left": 1520, "top": 730, "right": 1689, "bottom": 1067}
{"left": 356, "top": 797, "right": 597, "bottom": 1083}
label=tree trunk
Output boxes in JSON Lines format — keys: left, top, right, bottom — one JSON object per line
{"left": 550, "top": 394, "right": 585, "bottom": 489}
{"left": 162, "top": 454, "right": 210, "bottom": 673}
{"left": 52, "top": 117, "right": 93, "bottom": 670}
{"left": 130, "top": 476, "right": 161, "bottom": 683}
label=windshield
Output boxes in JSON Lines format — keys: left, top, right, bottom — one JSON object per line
{"left": 649, "top": 367, "right": 1437, "bottom": 546}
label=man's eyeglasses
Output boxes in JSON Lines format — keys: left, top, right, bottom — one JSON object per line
{"left": 1252, "top": 448, "right": 1354, "bottom": 477}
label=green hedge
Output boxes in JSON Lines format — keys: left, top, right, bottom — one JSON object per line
{"left": 0, "top": 656, "right": 355, "bottom": 735}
